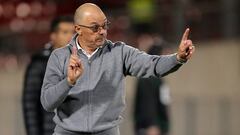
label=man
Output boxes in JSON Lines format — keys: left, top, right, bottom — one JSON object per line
{"left": 41, "top": 3, "right": 195, "bottom": 135}
{"left": 22, "top": 16, "right": 74, "bottom": 135}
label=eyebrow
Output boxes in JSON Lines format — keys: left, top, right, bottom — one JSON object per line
{"left": 89, "top": 18, "right": 107, "bottom": 25}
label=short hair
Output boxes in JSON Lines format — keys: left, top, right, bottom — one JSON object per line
{"left": 50, "top": 16, "right": 74, "bottom": 32}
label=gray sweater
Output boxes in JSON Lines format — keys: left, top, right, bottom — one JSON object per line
{"left": 41, "top": 34, "right": 182, "bottom": 133}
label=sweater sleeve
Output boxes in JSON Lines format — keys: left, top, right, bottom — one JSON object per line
{"left": 122, "top": 44, "right": 182, "bottom": 78}
{"left": 41, "top": 51, "right": 72, "bottom": 112}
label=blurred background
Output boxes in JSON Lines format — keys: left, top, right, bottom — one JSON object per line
{"left": 0, "top": 0, "right": 239, "bottom": 135}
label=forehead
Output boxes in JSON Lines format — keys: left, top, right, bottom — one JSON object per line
{"left": 55, "top": 22, "right": 74, "bottom": 32}
{"left": 58, "top": 22, "right": 74, "bottom": 29}
{"left": 83, "top": 12, "right": 107, "bottom": 25}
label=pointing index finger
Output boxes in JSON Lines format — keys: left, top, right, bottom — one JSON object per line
{"left": 182, "top": 28, "right": 190, "bottom": 41}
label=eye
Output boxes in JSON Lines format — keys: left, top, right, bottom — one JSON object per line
{"left": 104, "top": 22, "right": 111, "bottom": 29}
{"left": 92, "top": 25, "right": 100, "bottom": 32}
{"left": 103, "top": 23, "right": 108, "bottom": 29}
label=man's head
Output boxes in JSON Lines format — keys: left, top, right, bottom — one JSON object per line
{"left": 50, "top": 16, "right": 75, "bottom": 49}
{"left": 74, "top": 3, "right": 108, "bottom": 49}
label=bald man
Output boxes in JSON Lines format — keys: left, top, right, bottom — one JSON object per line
{"left": 41, "top": 3, "right": 195, "bottom": 135}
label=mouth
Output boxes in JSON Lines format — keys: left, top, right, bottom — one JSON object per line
{"left": 96, "top": 38, "right": 104, "bottom": 42}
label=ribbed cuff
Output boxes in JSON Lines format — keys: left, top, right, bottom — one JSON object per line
{"left": 174, "top": 53, "right": 187, "bottom": 64}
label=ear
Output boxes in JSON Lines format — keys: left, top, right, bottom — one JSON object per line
{"left": 75, "top": 25, "right": 82, "bottom": 36}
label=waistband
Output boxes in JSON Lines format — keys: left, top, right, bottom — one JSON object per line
{"left": 53, "top": 125, "right": 120, "bottom": 135}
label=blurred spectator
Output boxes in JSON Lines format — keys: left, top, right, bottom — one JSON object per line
{"left": 22, "top": 16, "right": 74, "bottom": 135}
{"left": 134, "top": 38, "right": 171, "bottom": 135}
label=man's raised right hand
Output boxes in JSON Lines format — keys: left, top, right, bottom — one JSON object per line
{"left": 67, "top": 45, "right": 84, "bottom": 85}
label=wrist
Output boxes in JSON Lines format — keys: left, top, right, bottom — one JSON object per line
{"left": 67, "top": 77, "right": 76, "bottom": 86}
{"left": 176, "top": 53, "right": 187, "bottom": 64}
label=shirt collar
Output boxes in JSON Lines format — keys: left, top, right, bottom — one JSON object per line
{"left": 75, "top": 36, "right": 100, "bottom": 59}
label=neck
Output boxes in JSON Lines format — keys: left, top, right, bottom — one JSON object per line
{"left": 78, "top": 38, "right": 97, "bottom": 55}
